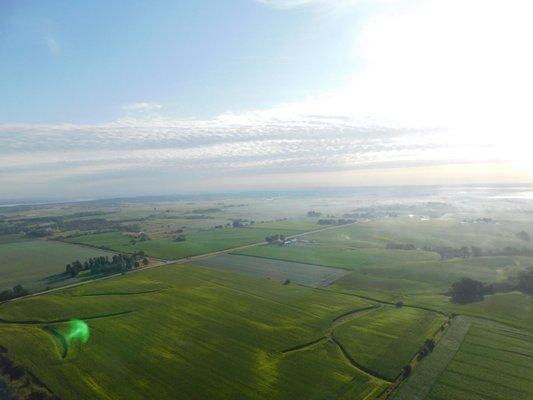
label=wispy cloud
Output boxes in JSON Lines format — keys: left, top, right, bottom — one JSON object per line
{"left": 45, "top": 35, "right": 60, "bottom": 54}
{"left": 0, "top": 107, "right": 503, "bottom": 199}
{"left": 121, "top": 102, "right": 163, "bottom": 112}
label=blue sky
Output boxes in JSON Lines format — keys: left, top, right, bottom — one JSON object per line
{"left": 1, "top": 0, "right": 367, "bottom": 123}
{"left": 1, "top": 0, "right": 532, "bottom": 199}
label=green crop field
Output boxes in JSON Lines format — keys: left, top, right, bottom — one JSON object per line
{"left": 0, "top": 264, "right": 394, "bottom": 399}
{"left": 234, "top": 243, "right": 440, "bottom": 271}
{"left": 394, "top": 316, "right": 533, "bottom": 400}
{"left": 0, "top": 239, "right": 113, "bottom": 292}
{"left": 311, "top": 218, "right": 533, "bottom": 252}
{"left": 234, "top": 243, "right": 519, "bottom": 298}
{"left": 334, "top": 306, "right": 446, "bottom": 381}
{"left": 194, "top": 253, "right": 350, "bottom": 287}
{"left": 65, "top": 225, "right": 312, "bottom": 260}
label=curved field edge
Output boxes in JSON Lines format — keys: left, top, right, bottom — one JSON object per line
{"left": 334, "top": 307, "right": 447, "bottom": 382}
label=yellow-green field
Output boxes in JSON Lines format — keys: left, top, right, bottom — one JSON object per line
{"left": 0, "top": 264, "right": 450, "bottom": 399}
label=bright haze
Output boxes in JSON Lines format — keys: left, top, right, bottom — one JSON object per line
{"left": 1, "top": 0, "right": 531, "bottom": 200}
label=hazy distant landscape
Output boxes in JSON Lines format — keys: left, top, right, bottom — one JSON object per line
{"left": 0, "top": 185, "right": 532, "bottom": 399}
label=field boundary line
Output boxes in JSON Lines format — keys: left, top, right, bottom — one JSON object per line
{"left": 296, "top": 284, "right": 449, "bottom": 316}
{"left": 281, "top": 336, "right": 328, "bottom": 354}
{"left": 0, "top": 310, "right": 135, "bottom": 325}
{"left": 330, "top": 336, "right": 392, "bottom": 382}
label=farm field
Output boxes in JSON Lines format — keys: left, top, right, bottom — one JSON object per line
{"left": 0, "top": 239, "right": 113, "bottom": 293}
{"left": 194, "top": 253, "right": 350, "bottom": 287}
{"left": 0, "top": 264, "right": 396, "bottom": 399}
{"left": 234, "top": 243, "right": 440, "bottom": 272}
{"left": 310, "top": 218, "right": 533, "bottom": 252}
{"left": 0, "top": 188, "right": 532, "bottom": 399}
{"left": 334, "top": 306, "right": 446, "bottom": 381}
{"left": 396, "top": 316, "right": 533, "bottom": 400}
{"left": 402, "top": 290, "right": 533, "bottom": 333}
{"left": 234, "top": 243, "right": 522, "bottom": 296}
{"left": 65, "top": 225, "right": 314, "bottom": 260}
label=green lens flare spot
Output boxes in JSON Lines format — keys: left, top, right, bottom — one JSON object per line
{"left": 65, "top": 319, "right": 90, "bottom": 345}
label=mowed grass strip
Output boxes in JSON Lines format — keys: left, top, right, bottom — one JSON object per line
{"left": 391, "top": 315, "right": 472, "bottom": 400}
{"left": 0, "top": 239, "right": 113, "bottom": 292}
{"left": 423, "top": 319, "right": 533, "bottom": 400}
{"left": 194, "top": 253, "right": 350, "bottom": 287}
{"left": 333, "top": 306, "right": 446, "bottom": 381}
{"left": 0, "top": 264, "right": 389, "bottom": 400}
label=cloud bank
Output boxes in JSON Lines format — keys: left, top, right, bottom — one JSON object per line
{"left": 1, "top": 0, "right": 532, "bottom": 199}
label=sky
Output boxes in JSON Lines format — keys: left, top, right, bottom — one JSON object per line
{"left": 1, "top": 0, "right": 532, "bottom": 200}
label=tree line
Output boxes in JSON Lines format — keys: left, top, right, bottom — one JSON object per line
{"left": 318, "top": 218, "right": 354, "bottom": 226}
{"left": 388, "top": 243, "right": 533, "bottom": 260}
{"left": 447, "top": 267, "right": 533, "bottom": 304}
{"left": 0, "top": 284, "right": 29, "bottom": 302}
{"left": 66, "top": 252, "right": 148, "bottom": 277}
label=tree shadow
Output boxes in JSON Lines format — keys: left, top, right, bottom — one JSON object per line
{"left": 40, "top": 273, "right": 72, "bottom": 285}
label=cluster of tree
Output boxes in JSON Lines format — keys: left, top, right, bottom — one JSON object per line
{"left": 307, "top": 211, "right": 322, "bottom": 217}
{"left": 461, "top": 217, "right": 494, "bottom": 224}
{"left": 174, "top": 234, "right": 186, "bottom": 242}
{"left": 511, "top": 267, "right": 533, "bottom": 294}
{"left": 183, "top": 214, "right": 215, "bottom": 220}
{"left": 137, "top": 232, "right": 150, "bottom": 241}
{"left": 424, "top": 245, "right": 479, "bottom": 259}
{"left": 400, "top": 364, "right": 411, "bottom": 379}
{"left": 24, "top": 228, "right": 54, "bottom": 238}
{"left": 189, "top": 208, "right": 222, "bottom": 214}
{"left": 0, "top": 284, "right": 29, "bottom": 302}
{"left": 0, "top": 349, "right": 57, "bottom": 399}
{"left": 447, "top": 278, "right": 487, "bottom": 304}
{"left": 0, "top": 222, "right": 23, "bottom": 235}
{"left": 416, "top": 339, "right": 436, "bottom": 361}
{"left": 386, "top": 243, "right": 417, "bottom": 250}
{"left": 0, "top": 212, "right": 142, "bottom": 240}
{"left": 425, "top": 245, "right": 533, "bottom": 260}
{"left": 58, "top": 218, "right": 123, "bottom": 232}
{"left": 231, "top": 219, "right": 250, "bottom": 228}
{"left": 265, "top": 234, "right": 286, "bottom": 243}
{"left": 344, "top": 211, "right": 379, "bottom": 219}
{"left": 318, "top": 218, "right": 354, "bottom": 226}
{"left": 448, "top": 268, "right": 533, "bottom": 304}
{"left": 66, "top": 252, "right": 148, "bottom": 276}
